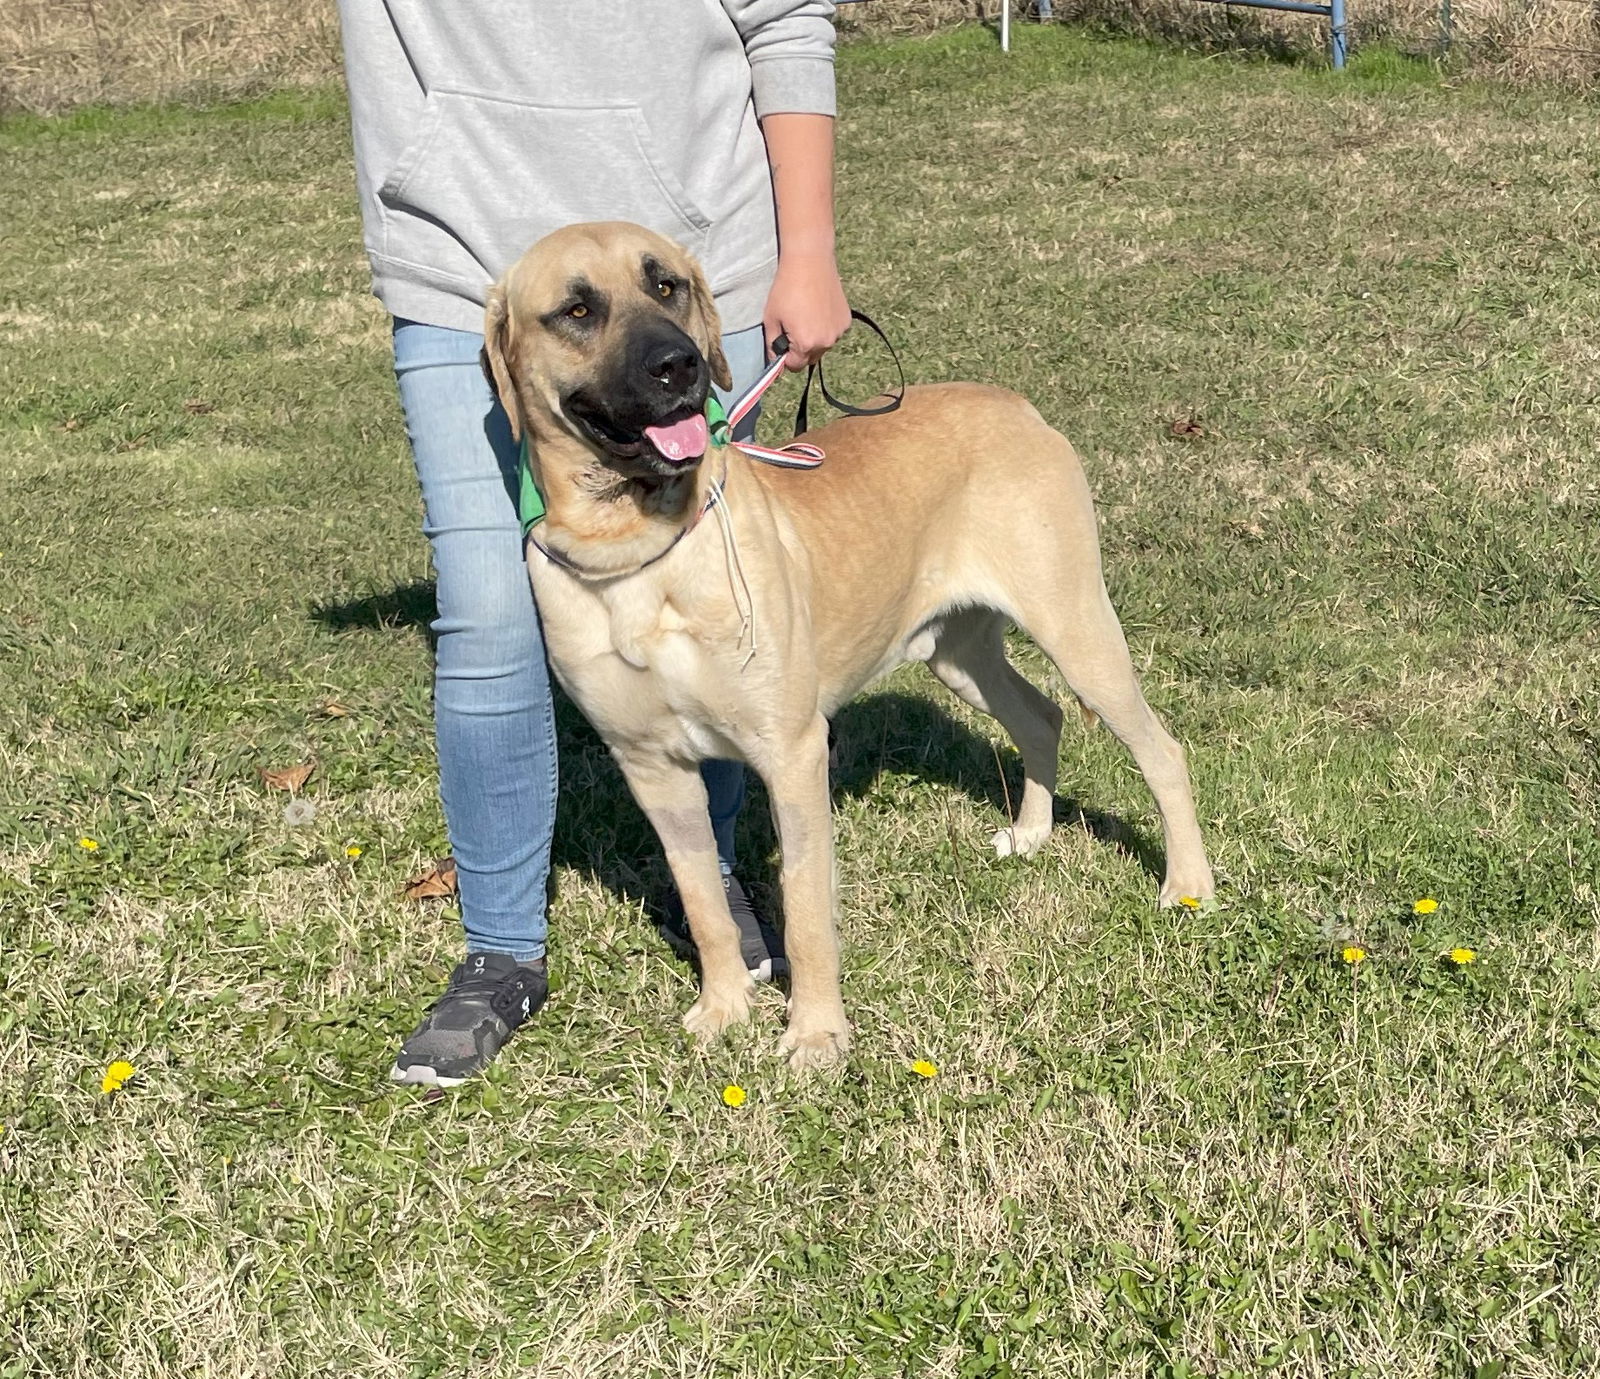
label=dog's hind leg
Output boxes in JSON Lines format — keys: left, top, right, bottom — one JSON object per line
{"left": 617, "top": 751, "right": 755, "bottom": 1038}
{"left": 1017, "top": 590, "right": 1214, "bottom": 907}
{"left": 763, "top": 713, "right": 851, "bottom": 1071}
{"left": 925, "top": 610, "right": 1065, "bottom": 859}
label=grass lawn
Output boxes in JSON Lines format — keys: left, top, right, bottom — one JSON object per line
{"left": 3, "top": 25, "right": 1599, "bottom": 1379}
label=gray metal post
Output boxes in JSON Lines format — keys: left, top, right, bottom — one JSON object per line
{"left": 1330, "top": 0, "right": 1347, "bottom": 67}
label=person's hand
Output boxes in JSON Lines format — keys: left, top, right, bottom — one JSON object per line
{"left": 763, "top": 249, "right": 851, "bottom": 371}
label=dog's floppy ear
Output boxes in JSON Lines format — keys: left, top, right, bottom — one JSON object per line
{"left": 687, "top": 259, "right": 731, "bottom": 392}
{"left": 482, "top": 280, "right": 523, "bottom": 443}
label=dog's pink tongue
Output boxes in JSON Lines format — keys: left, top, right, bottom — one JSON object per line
{"left": 644, "top": 414, "right": 709, "bottom": 463}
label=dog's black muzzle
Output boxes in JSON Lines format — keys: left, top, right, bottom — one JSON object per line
{"left": 564, "top": 321, "right": 711, "bottom": 477}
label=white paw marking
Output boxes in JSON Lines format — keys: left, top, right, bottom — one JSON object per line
{"left": 778, "top": 1024, "right": 851, "bottom": 1071}
{"left": 990, "top": 825, "right": 1051, "bottom": 859}
{"left": 682, "top": 993, "right": 750, "bottom": 1040}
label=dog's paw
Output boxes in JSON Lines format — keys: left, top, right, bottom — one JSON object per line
{"left": 1158, "top": 868, "right": 1216, "bottom": 909}
{"left": 682, "top": 986, "right": 753, "bottom": 1041}
{"left": 778, "top": 1019, "right": 852, "bottom": 1072}
{"left": 990, "top": 823, "right": 1051, "bottom": 859}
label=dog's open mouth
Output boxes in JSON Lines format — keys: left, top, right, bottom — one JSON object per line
{"left": 567, "top": 397, "right": 709, "bottom": 472}
{"left": 642, "top": 412, "right": 709, "bottom": 464}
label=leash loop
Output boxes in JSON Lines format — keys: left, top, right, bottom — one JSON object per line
{"left": 776, "top": 309, "right": 906, "bottom": 438}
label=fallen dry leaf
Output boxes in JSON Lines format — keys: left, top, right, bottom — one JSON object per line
{"left": 402, "top": 857, "right": 458, "bottom": 901}
{"left": 1169, "top": 416, "right": 1206, "bottom": 439}
{"left": 260, "top": 762, "right": 315, "bottom": 792}
{"left": 319, "top": 700, "right": 351, "bottom": 718}
{"left": 183, "top": 398, "right": 215, "bottom": 415}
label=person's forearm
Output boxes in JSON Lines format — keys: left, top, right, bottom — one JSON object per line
{"left": 761, "top": 112, "right": 837, "bottom": 261}
{"left": 759, "top": 111, "right": 849, "bottom": 368}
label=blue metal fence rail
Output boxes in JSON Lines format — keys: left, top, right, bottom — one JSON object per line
{"left": 844, "top": 0, "right": 1350, "bottom": 69}
{"left": 1196, "top": 0, "right": 1348, "bottom": 67}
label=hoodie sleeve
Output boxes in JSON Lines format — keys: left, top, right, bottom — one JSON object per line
{"left": 721, "top": 0, "right": 837, "bottom": 119}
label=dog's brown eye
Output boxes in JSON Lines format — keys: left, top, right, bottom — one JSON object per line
{"left": 657, "top": 281, "right": 674, "bottom": 299}
{"left": 567, "top": 303, "right": 589, "bottom": 320}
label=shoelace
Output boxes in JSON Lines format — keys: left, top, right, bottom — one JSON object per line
{"left": 435, "top": 958, "right": 536, "bottom": 1018}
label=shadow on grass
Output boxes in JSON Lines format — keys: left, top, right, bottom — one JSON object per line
{"left": 549, "top": 686, "right": 1166, "bottom": 927}
{"left": 309, "top": 581, "right": 437, "bottom": 635}
{"left": 308, "top": 582, "right": 1166, "bottom": 935}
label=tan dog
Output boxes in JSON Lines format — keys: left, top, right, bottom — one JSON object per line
{"left": 484, "top": 222, "right": 1214, "bottom": 1069}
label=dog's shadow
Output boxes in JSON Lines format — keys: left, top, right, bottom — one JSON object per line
{"left": 552, "top": 685, "right": 1166, "bottom": 920}
{"left": 307, "top": 583, "right": 1165, "bottom": 922}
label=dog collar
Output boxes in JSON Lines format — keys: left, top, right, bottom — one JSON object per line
{"left": 525, "top": 445, "right": 727, "bottom": 580}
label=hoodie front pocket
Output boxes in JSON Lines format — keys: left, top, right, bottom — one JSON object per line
{"left": 377, "top": 90, "right": 713, "bottom": 285}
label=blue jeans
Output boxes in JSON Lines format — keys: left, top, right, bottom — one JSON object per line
{"left": 392, "top": 318, "right": 767, "bottom": 962}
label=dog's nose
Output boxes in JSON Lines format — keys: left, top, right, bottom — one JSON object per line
{"left": 642, "top": 340, "right": 700, "bottom": 393}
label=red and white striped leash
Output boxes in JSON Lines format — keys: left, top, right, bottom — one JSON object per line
{"left": 713, "top": 346, "right": 825, "bottom": 470}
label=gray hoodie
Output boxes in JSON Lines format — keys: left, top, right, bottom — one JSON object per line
{"left": 336, "top": 1, "right": 837, "bottom": 336}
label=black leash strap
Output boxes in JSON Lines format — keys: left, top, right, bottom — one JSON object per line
{"left": 772, "top": 309, "right": 906, "bottom": 438}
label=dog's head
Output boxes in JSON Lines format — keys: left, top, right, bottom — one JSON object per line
{"left": 484, "top": 222, "right": 730, "bottom": 481}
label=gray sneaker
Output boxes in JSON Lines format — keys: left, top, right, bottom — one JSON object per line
{"left": 390, "top": 951, "right": 548, "bottom": 1088}
{"left": 660, "top": 874, "right": 787, "bottom": 983}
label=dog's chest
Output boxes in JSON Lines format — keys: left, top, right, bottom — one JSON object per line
{"left": 537, "top": 573, "right": 747, "bottom": 756}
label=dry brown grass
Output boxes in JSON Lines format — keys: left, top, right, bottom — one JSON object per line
{"left": 2, "top": 0, "right": 1597, "bottom": 114}
{"left": 0, "top": 0, "right": 343, "bottom": 113}
{"left": 841, "top": 0, "right": 1600, "bottom": 89}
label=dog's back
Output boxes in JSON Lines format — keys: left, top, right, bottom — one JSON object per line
{"left": 743, "top": 382, "right": 1105, "bottom": 708}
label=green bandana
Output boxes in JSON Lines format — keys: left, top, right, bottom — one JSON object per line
{"left": 521, "top": 396, "right": 730, "bottom": 538}
{"left": 518, "top": 436, "right": 545, "bottom": 535}
{"left": 705, "top": 394, "right": 731, "bottom": 450}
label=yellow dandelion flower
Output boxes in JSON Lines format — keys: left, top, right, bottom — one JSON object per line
{"left": 1178, "top": 896, "right": 1202, "bottom": 911}
{"left": 1449, "top": 947, "right": 1477, "bottom": 965}
{"left": 1341, "top": 946, "right": 1366, "bottom": 965}
{"left": 100, "top": 1060, "right": 136, "bottom": 1094}
{"left": 721, "top": 1084, "right": 746, "bottom": 1108}
{"left": 345, "top": 845, "right": 362, "bottom": 859}
{"left": 78, "top": 837, "right": 100, "bottom": 851}
{"left": 1413, "top": 897, "right": 1438, "bottom": 915}
{"left": 911, "top": 1059, "right": 939, "bottom": 1078}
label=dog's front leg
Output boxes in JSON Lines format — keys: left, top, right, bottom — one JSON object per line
{"left": 617, "top": 751, "right": 754, "bottom": 1039}
{"left": 766, "top": 715, "right": 851, "bottom": 1071}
